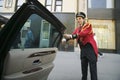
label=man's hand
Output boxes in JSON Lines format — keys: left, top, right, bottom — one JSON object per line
{"left": 63, "top": 34, "right": 72, "bottom": 39}
{"left": 63, "top": 34, "right": 72, "bottom": 42}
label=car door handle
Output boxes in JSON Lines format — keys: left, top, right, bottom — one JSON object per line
{"left": 33, "top": 59, "right": 41, "bottom": 65}
{"left": 28, "top": 50, "right": 56, "bottom": 58}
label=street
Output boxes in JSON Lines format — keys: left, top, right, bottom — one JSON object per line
{"left": 47, "top": 49, "right": 120, "bottom": 80}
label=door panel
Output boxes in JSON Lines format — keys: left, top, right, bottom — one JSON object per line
{"left": 4, "top": 48, "right": 57, "bottom": 80}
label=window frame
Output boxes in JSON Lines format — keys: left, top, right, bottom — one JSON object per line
{"left": 54, "top": 0, "right": 63, "bottom": 12}
{"left": 88, "top": 0, "right": 114, "bottom": 9}
{"left": 45, "top": 0, "right": 53, "bottom": 11}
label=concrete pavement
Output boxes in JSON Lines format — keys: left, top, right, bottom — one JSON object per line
{"left": 47, "top": 48, "right": 120, "bottom": 80}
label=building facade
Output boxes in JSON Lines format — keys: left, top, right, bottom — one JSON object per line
{"left": 0, "top": 0, "right": 120, "bottom": 53}
{"left": 87, "top": 0, "right": 120, "bottom": 53}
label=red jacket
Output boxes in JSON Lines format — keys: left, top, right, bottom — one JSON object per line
{"left": 72, "top": 23, "right": 98, "bottom": 57}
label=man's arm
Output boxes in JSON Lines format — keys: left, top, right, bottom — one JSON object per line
{"left": 78, "top": 24, "right": 93, "bottom": 37}
{"left": 63, "top": 34, "right": 78, "bottom": 42}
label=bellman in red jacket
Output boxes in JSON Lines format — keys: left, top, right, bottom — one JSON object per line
{"left": 64, "top": 12, "right": 98, "bottom": 80}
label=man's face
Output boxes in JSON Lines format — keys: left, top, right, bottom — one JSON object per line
{"left": 76, "top": 17, "right": 84, "bottom": 26}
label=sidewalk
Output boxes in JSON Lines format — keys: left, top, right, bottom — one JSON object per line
{"left": 48, "top": 48, "right": 120, "bottom": 80}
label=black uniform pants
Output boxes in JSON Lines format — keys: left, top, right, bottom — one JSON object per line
{"left": 80, "top": 43, "right": 97, "bottom": 80}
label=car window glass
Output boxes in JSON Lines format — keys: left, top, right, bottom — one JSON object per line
{"left": 11, "top": 14, "right": 60, "bottom": 49}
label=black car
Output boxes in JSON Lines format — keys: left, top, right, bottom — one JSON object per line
{"left": 0, "top": 0, "right": 66, "bottom": 80}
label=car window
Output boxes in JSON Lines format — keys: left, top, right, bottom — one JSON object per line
{"left": 11, "top": 14, "right": 61, "bottom": 49}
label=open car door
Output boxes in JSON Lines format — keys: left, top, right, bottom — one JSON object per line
{"left": 0, "top": 0, "right": 66, "bottom": 80}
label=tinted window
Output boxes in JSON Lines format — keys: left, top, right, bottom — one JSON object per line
{"left": 11, "top": 14, "right": 60, "bottom": 49}
{"left": 88, "top": 0, "right": 114, "bottom": 8}
{"left": 88, "top": 0, "right": 106, "bottom": 8}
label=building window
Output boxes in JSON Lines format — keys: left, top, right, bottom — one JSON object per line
{"left": 88, "top": 0, "right": 114, "bottom": 8}
{"left": 54, "top": 0, "right": 62, "bottom": 12}
{"left": 45, "top": 0, "right": 52, "bottom": 11}
{"left": 5, "top": 0, "right": 13, "bottom": 8}
{"left": 89, "top": 20, "right": 115, "bottom": 49}
{"left": 0, "top": 0, "right": 3, "bottom": 11}
{"left": 17, "top": 0, "right": 25, "bottom": 9}
{"left": 0, "top": 0, "right": 3, "bottom": 7}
